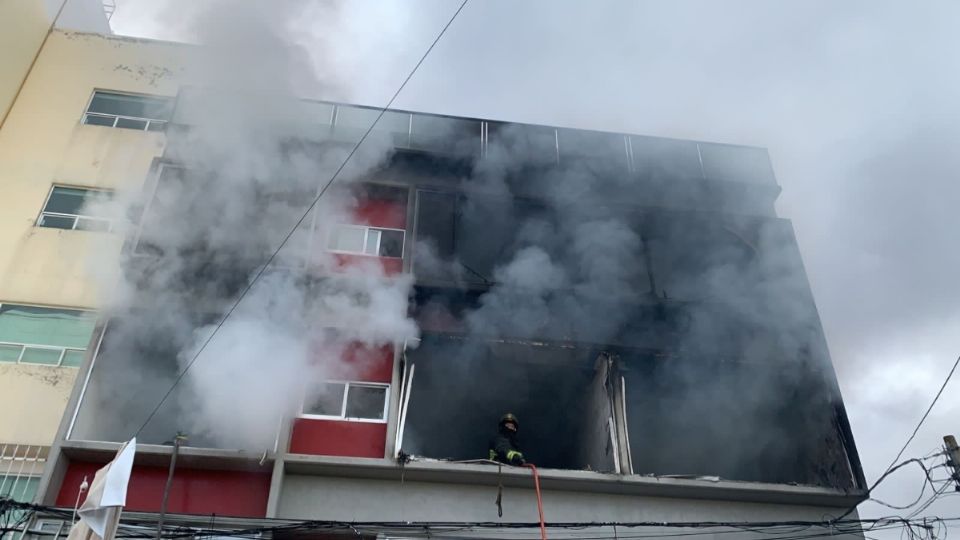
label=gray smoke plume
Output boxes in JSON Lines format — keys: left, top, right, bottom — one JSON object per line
{"left": 76, "top": 0, "right": 417, "bottom": 450}
{"left": 402, "top": 123, "right": 852, "bottom": 486}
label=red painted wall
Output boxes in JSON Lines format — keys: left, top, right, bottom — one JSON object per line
{"left": 332, "top": 253, "right": 403, "bottom": 275}
{"left": 289, "top": 419, "right": 387, "bottom": 458}
{"left": 56, "top": 462, "right": 270, "bottom": 517}
{"left": 295, "top": 343, "right": 393, "bottom": 457}
{"left": 354, "top": 198, "right": 406, "bottom": 230}
{"left": 321, "top": 343, "right": 393, "bottom": 383}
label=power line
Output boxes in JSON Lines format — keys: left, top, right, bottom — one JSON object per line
{"left": 830, "top": 355, "right": 960, "bottom": 523}
{"left": 2, "top": 498, "right": 954, "bottom": 538}
{"left": 886, "top": 354, "right": 960, "bottom": 473}
{"left": 132, "top": 0, "right": 471, "bottom": 438}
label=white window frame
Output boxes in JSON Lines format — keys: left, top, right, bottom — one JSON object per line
{"left": 300, "top": 381, "right": 390, "bottom": 423}
{"left": 0, "top": 341, "right": 85, "bottom": 367}
{"left": 0, "top": 302, "right": 93, "bottom": 368}
{"left": 326, "top": 224, "right": 405, "bottom": 258}
{"left": 36, "top": 185, "right": 115, "bottom": 232}
{"left": 81, "top": 90, "right": 171, "bottom": 132}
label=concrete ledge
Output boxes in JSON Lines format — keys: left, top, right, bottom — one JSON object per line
{"left": 60, "top": 440, "right": 274, "bottom": 473}
{"left": 282, "top": 454, "right": 867, "bottom": 508}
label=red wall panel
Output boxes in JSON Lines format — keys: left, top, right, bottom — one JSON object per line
{"left": 321, "top": 343, "right": 393, "bottom": 383}
{"left": 354, "top": 198, "right": 406, "bottom": 230}
{"left": 56, "top": 462, "right": 270, "bottom": 517}
{"left": 289, "top": 418, "right": 387, "bottom": 458}
{"left": 332, "top": 253, "right": 403, "bottom": 276}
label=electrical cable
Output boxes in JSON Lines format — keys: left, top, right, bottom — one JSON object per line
{"left": 832, "top": 458, "right": 944, "bottom": 523}
{"left": 131, "top": 0, "right": 471, "bottom": 438}
{"left": 830, "top": 354, "right": 960, "bottom": 524}
{"left": 885, "top": 354, "right": 960, "bottom": 473}
{"left": 869, "top": 458, "right": 943, "bottom": 510}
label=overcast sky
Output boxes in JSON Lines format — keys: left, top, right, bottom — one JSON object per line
{"left": 108, "top": 0, "right": 960, "bottom": 532}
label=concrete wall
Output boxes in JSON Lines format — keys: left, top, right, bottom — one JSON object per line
{"left": 0, "top": 364, "right": 77, "bottom": 446}
{"left": 0, "top": 0, "right": 49, "bottom": 125}
{"left": 45, "top": 0, "right": 110, "bottom": 34}
{"left": 0, "top": 30, "right": 185, "bottom": 447}
{"left": 277, "top": 473, "right": 861, "bottom": 536}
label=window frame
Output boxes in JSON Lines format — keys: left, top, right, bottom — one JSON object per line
{"left": 326, "top": 224, "right": 405, "bottom": 259}
{"left": 36, "top": 185, "right": 115, "bottom": 232}
{"left": 0, "top": 302, "right": 94, "bottom": 368}
{"left": 300, "top": 381, "right": 390, "bottom": 423}
{"left": 81, "top": 90, "right": 172, "bottom": 132}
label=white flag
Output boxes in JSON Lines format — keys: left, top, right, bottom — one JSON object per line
{"left": 67, "top": 438, "right": 136, "bottom": 540}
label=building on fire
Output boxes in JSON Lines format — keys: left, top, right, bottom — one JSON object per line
{"left": 0, "top": 3, "right": 867, "bottom": 539}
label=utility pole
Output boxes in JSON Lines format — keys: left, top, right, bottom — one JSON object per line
{"left": 943, "top": 435, "right": 960, "bottom": 491}
{"left": 156, "top": 433, "right": 187, "bottom": 540}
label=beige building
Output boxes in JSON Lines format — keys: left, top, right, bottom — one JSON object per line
{"left": 0, "top": 0, "right": 181, "bottom": 503}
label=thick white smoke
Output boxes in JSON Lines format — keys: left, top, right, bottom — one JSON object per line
{"left": 80, "top": 0, "right": 418, "bottom": 450}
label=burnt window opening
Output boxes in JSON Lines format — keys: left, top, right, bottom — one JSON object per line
{"left": 399, "top": 335, "right": 618, "bottom": 472}
{"left": 620, "top": 354, "right": 856, "bottom": 489}
{"left": 413, "top": 190, "right": 653, "bottom": 295}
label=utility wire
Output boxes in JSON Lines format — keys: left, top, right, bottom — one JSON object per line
{"left": 132, "top": 0, "right": 471, "bottom": 438}
{"left": 831, "top": 355, "right": 960, "bottom": 524}
{"left": 885, "top": 355, "right": 960, "bottom": 472}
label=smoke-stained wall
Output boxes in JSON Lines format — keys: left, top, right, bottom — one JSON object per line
{"left": 403, "top": 122, "right": 857, "bottom": 488}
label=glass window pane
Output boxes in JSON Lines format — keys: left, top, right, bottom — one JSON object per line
{"left": 698, "top": 143, "right": 775, "bottom": 184}
{"left": 2, "top": 477, "right": 40, "bottom": 502}
{"left": 304, "top": 382, "right": 346, "bottom": 416}
{"left": 0, "top": 343, "right": 22, "bottom": 362}
{"left": 328, "top": 226, "right": 365, "bottom": 253}
{"left": 21, "top": 347, "right": 63, "bottom": 365}
{"left": 146, "top": 121, "right": 167, "bottom": 132}
{"left": 62, "top": 349, "right": 85, "bottom": 367}
{"left": 630, "top": 136, "right": 702, "bottom": 181}
{"left": 38, "top": 214, "right": 76, "bottom": 229}
{"left": 345, "top": 385, "right": 387, "bottom": 420}
{"left": 83, "top": 114, "right": 115, "bottom": 127}
{"left": 301, "top": 100, "right": 335, "bottom": 125}
{"left": 364, "top": 229, "right": 380, "bottom": 255}
{"left": 487, "top": 123, "right": 558, "bottom": 166}
{"left": 44, "top": 187, "right": 88, "bottom": 215}
{"left": 115, "top": 117, "right": 148, "bottom": 130}
{"left": 0, "top": 305, "right": 96, "bottom": 349}
{"left": 334, "top": 105, "right": 410, "bottom": 146}
{"left": 87, "top": 92, "right": 173, "bottom": 120}
{"left": 378, "top": 229, "right": 404, "bottom": 258}
{"left": 409, "top": 114, "right": 481, "bottom": 156}
{"left": 75, "top": 217, "right": 111, "bottom": 232}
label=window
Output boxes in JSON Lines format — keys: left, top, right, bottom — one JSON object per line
{"left": 302, "top": 381, "right": 389, "bottom": 422}
{"left": 37, "top": 186, "right": 113, "bottom": 231}
{"left": 83, "top": 91, "right": 173, "bottom": 131}
{"left": 0, "top": 447, "right": 42, "bottom": 536}
{"left": 327, "top": 224, "right": 404, "bottom": 258}
{"left": 0, "top": 304, "right": 96, "bottom": 367}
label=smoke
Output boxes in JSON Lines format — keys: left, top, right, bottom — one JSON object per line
{"left": 105, "top": 0, "right": 960, "bottom": 529}
{"left": 76, "top": 0, "right": 417, "bottom": 450}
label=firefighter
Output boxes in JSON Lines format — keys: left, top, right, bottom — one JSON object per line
{"left": 489, "top": 413, "right": 526, "bottom": 465}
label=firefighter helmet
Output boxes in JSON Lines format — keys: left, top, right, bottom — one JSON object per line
{"left": 499, "top": 413, "right": 519, "bottom": 430}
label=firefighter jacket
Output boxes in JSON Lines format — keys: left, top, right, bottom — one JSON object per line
{"left": 489, "top": 427, "right": 525, "bottom": 465}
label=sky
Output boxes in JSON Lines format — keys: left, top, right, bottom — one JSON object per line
{"left": 106, "top": 0, "right": 960, "bottom": 532}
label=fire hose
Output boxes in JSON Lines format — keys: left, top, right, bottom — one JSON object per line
{"left": 523, "top": 463, "right": 547, "bottom": 540}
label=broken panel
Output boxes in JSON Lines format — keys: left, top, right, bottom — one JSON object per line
{"left": 399, "top": 334, "right": 617, "bottom": 472}
{"left": 621, "top": 353, "right": 855, "bottom": 489}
